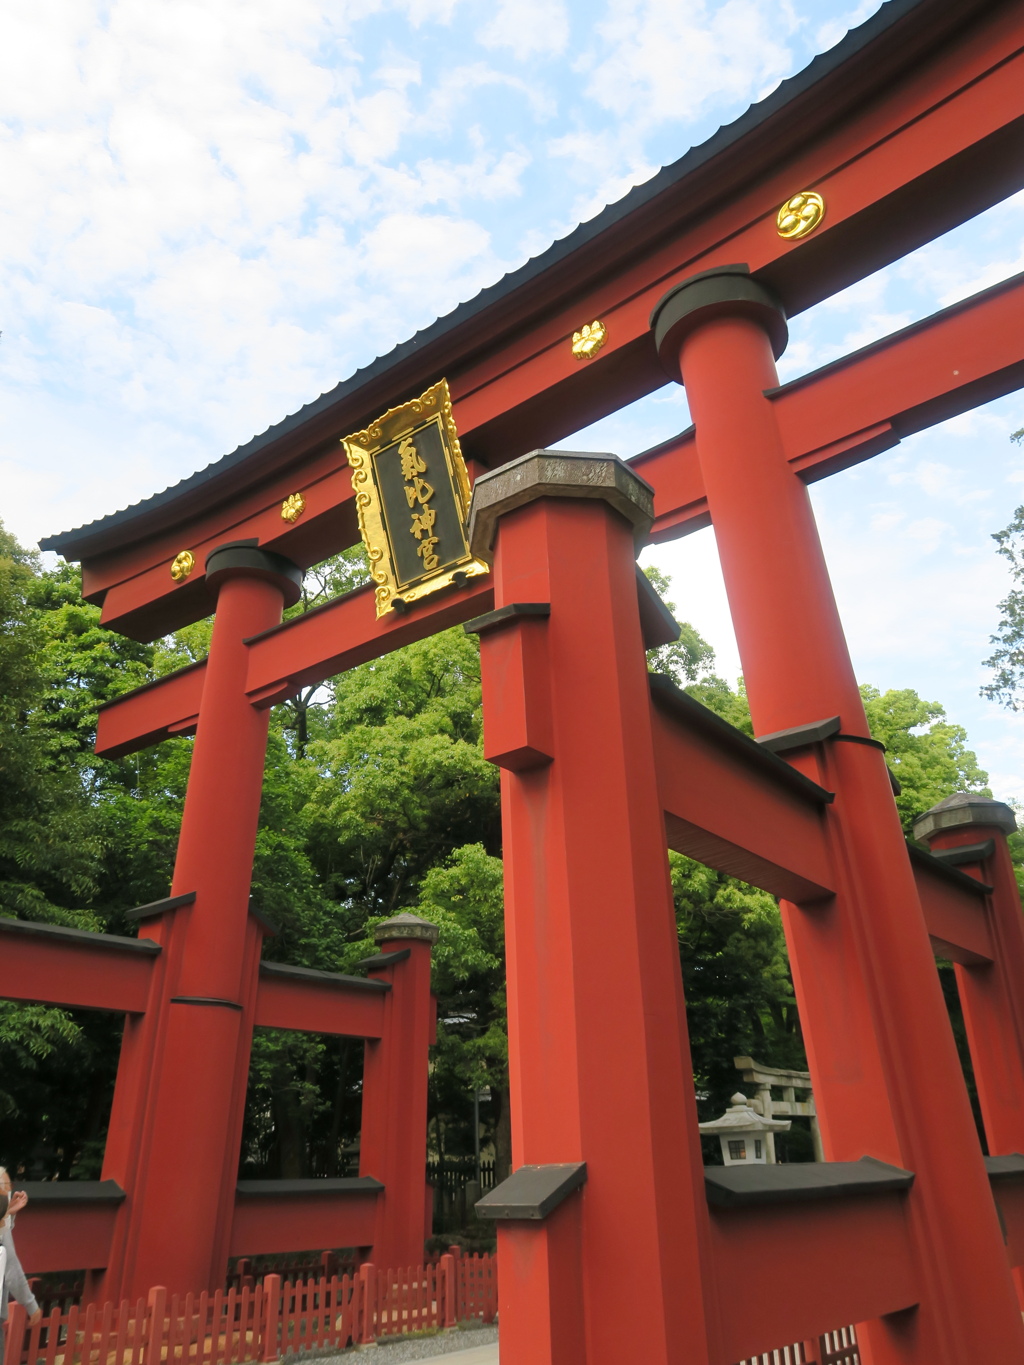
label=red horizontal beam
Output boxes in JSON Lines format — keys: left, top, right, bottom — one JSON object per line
{"left": 710, "top": 1194, "right": 918, "bottom": 1362}
{"left": 96, "top": 577, "right": 494, "bottom": 758}
{"left": 650, "top": 693, "right": 834, "bottom": 903}
{"left": 97, "top": 661, "right": 205, "bottom": 758}
{"left": 912, "top": 859, "right": 994, "bottom": 965}
{"left": 94, "top": 263, "right": 1024, "bottom": 755}
{"left": 0, "top": 923, "right": 157, "bottom": 1013}
{"left": 80, "top": 3, "right": 1024, "bottom": 639}
{"left": 96, "top": 267, "right": 1024, "bottom": 756}
{"left": 254, "top": 969, "right": 388, "bottom": 1038}
{"left": 638, "top": 268, "right": 1024, "bottom": 541}
{"left": 229, "top": 1190, "right": 379, "bottom": 1257}
{"left": 17, "top": 1200, "right": 121, "bottom": 1274}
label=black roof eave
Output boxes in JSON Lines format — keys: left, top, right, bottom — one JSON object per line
{"left": 41, "top": 0, "right": 984, "bottom": 561}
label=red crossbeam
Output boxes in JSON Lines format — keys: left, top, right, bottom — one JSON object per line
{"left": 710, "top": 1195, "right": 919, "bottom": 1362}
{"left": 14, "top": 1198, "right": 123, "bottom": 1275}
{"left": 96, "top": 578, "right": 493, "bottom": 755}
{"left": 0, "top": 921, "right": 158, "bottom": 1013}
{"left": 94, "top": 266, "right": 1024, "bottom": 756}
{"left": 638, "top": 268, "right": 1024, "bottom": 540}
{"left": 229, "top": 1189, "right": 380, "bottom": 1257}
{"left": 649, "top": 684, "right": 835, "bottom": 902}
{"left": 79, "top": 2, "right": 1024, "bottom": 639}
{"left": 254, "top": 965, "right": 389, "bottom": 1038}
{"left": 912, "top": 856, "right": 994, "bottom": 964}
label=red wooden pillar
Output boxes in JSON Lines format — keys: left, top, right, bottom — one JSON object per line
{"left": 95, "top": 541, "right": 302, "bottom": 1301}
{"left": 359, "top": 913, "right": 437, "bottom": 1270}
{"left": 650, "top": 267, "right": 1024, "bottom": 1362}
{"left": 913, "top": 794, "right": 1024, "bottom": 1154}
{"left": 467, "top": 451, "right": 718, "bottom": 1365}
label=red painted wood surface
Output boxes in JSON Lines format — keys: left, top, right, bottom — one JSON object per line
{"left": 229, "top": 1194, "right": 378, "bottom": 1258}
{"left": 252, "top": 969, "right": 387, "bottom": 1038}
{"left": 910, "top": 858, "right": 994, "bottom": 965}
{"left": 0, "top": 924, "right": 157, "bottom": 1013}
{"left": 650, "top": 691, "right": 834, "bottom": 902}
{"left": 710, "top": 1194, "right": 918, "bottom": 1363}
{"left": 673, "top": 300, "right": 1024, "bottom": 1359}
{"left": 482, "top": 491, "right": 717, "bottom": 1365}
{"left": 359, "top": 938, "right": 435, "bottom": 1273}
{"left": 12, "top": 1201, "right": 122, "bottom": 1276}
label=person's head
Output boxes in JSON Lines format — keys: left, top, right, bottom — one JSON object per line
{"left": 0, "top": 1193, "right": 8, "bottom": 1223}
{"left": 0, "top": 1168, "right": 9, "bottom": 1199}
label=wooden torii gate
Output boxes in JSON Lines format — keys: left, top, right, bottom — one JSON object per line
{"left": 35, "top": 0, "right": 1024, "bottom": 1358}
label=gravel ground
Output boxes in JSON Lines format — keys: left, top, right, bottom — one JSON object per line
{"left": 304, "top": 1323, "right": 498, "bottom": 1365}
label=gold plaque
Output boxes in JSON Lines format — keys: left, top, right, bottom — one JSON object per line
{"left": 281, "top": 492, "right": 306, "bottom": 523}
{"left": 571, "top": 320, "right": 607, "bottom": 360}
{"left": 342, "top": 379, "right": 489, "bottom": 618}
{"left": 777, "top": 192, "right": 825, "bottom": 239}
{"left": 170, "top": 550, "right": 195, "bottom": 581}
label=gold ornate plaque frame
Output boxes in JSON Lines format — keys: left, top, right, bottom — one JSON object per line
{"left": 342, "top": 379, "right": 489, "bottom": 617}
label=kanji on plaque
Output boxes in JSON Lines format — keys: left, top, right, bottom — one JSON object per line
{"left": 342, "top": 379, "right": 489, "bottom": 617}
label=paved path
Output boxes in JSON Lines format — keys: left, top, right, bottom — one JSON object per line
{"left": 318, "top": 1325, "right": 498, "bottom": 1365}
{"left": 411, "top": 1341, "right": 497, "bottom": 1365}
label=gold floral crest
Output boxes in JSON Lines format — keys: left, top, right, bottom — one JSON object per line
{"left": 341, "top": 379, "right": 489, "bottom": 618}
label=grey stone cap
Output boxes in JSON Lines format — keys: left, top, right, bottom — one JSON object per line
{"left": 475, "top": 1162, "right": 587, "bottom": 1220}
{"left": 704, "top": 1156, "right": 913, "bottom": 1209}
{"left": 236, "top": 1176, "right": 384, "bottom": 1198}
{"left": 205, "top": 538, "right": 303, "bottom": 608}
{"left": 374, "top": 911, "right": 440, "bottom": 946}
{"left": 649, "top": 264, "right": 789, "bottom": 372}
{"left": 913, "top": 791, "right": 1017, "bottom": 841}
{"left": 984, "top": 1154, "right": 1024, "bottom": 1184}
{"left": 0, "top": 915, "right": 161, "bottom": 955}
{"left": 13, "top": 1180, "right": 126, "bottom": 1203}
{"left": 468, "top": 449, "right": 654, "bottom": 562}
{"left": 259, "top": 960, "right": 390, "bottom": 993}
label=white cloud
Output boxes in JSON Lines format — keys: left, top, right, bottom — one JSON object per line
{"left": 580, "top": 0, "right": 798, "bottom": 128}
{"left": 478, "top": 0, "right": 570, "bottom": 60}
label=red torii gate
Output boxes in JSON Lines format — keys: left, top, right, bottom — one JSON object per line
{"left": 0, "top": 905, "right": 437, "bottom": 1302}
{"left": 33, "top": 0, "right": 1024, "bottom": 1358}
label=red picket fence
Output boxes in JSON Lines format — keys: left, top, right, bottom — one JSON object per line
{"left": 739, "top": 1325, "right": 858, "bottom": 1365}
{"left": 1, "top": 1254, "right": 498, "bottom": 1365}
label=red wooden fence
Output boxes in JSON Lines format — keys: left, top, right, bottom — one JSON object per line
{"left": 3, "top": 1254, "right": 857, "bottom": 1365}
{"left": 1, "top": 1254, "right": 498, "bottom": 1365}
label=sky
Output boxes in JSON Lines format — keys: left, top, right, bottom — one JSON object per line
{"left": 3, "top": 0, "right": 1024, "bottom": 798}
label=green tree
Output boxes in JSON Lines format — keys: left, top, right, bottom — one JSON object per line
{"left": 861, "top": 686, "right": 990, "bottom": 833}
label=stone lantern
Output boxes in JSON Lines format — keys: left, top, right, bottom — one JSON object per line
{"left": 698, "top": 1093, "right": 791, "bottom": 1166}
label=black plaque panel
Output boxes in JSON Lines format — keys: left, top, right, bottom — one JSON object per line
{"left": 373, "top": 418, "right": 471, "bottom": 590}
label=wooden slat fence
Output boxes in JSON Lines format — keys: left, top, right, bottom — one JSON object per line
{"left": 739, "top": 1325, "right": 858, "bottom": 1365}
{"left": 2, "top": 1255, "right": 496, "bottom": 1365}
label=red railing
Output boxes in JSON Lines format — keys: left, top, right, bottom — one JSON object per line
{"left": 1, "top": 1254, "right": 498, "bottom": 1365}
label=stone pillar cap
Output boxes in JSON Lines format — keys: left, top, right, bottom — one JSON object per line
{"left": 468, "top": 449, "right": 654, "bottom": 562}
{"left": 649, "top": 264, "right": 789, "bottom": 377}
{"left": 913, "top": 791, "right": 1017, "bottom": 841}
{"left": 373, "top": 911, "right": 440, "bottom": 945}
{"left": 205, "top": 538, "right": 303, "bottom": 608}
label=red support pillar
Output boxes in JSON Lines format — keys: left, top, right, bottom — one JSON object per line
{"left": 359, "top": 913, "right": 437, "bottom": 1271}
{"left": 913, "top": 794, "right": 1024, "bottom": 1154}
{"left": 467, "top": 451, "right": 719, "bottom": 1365}
{"left": 650, "top": 267, "right": 1024, "bottom": 1362}
{"left": 94, "top": 541, "right": 302, "bottom": 1301}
